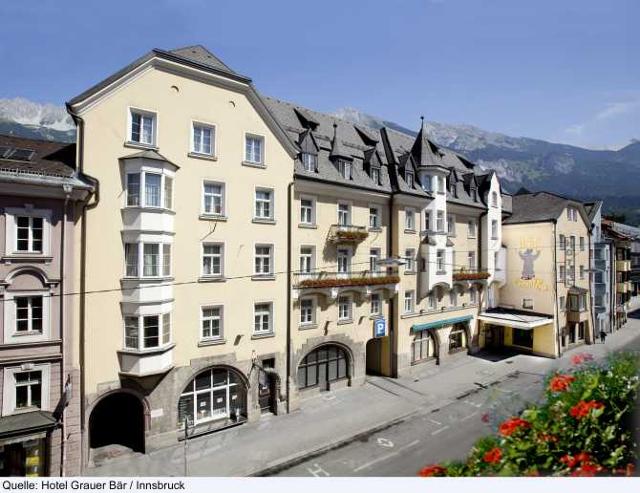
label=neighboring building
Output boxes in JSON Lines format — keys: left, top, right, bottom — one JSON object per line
{"left": 584, "top": 202, "right": 613, "bottom": 335}
{"left": 479, "top": 190, "right": 594, "bottom": 357}
{"left": 66, "top": 46, "right": 297, "bottom": 467}
{"left": 0, "top": 135, "right": 93, "bottom": 475}
{"left": 602, "top": 220, "right": 635, "bottom": 329}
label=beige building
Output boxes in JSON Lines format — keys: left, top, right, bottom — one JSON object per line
{"left": 479, "top": 191, "right": 594, "bottom": 357}
{"left": 66, "top": 46, "right": 297, "bottom": 465}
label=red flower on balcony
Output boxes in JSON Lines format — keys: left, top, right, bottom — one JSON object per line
{"left": 498, "top": 417, "right": 530, "bottom": 437}
{"left": 418, "top": 465, "right": 447, "bottom": 477}
{"left": 571, "top": 463, "right": 604, "bottom": 477}
{"left": 570, "top": 400, "right": 604, "bottom": 419}
{"left": 538, "top": 433, "right": 558, "bottom": 443}
{"left": 452, "top": 270, "right": 491, "bottom": 281}
{"left": 483, "top": 447, "right": 502, "bottom": 465}
{"left": 549, "top": 374, "right": 576, "bottom": 392}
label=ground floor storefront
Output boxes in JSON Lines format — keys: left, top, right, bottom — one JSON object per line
{"left": 0, "top": 411, "right": 57, "bottom": 476}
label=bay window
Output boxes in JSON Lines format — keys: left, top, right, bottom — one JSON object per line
{"left": 124, "top": 242, "right": 171, "bottom": 278}
{"left": 124, "top": 313, "right": 171, "bottom": 350}
{"left": 126, "top": 171, "right": 173, "bottom": 209}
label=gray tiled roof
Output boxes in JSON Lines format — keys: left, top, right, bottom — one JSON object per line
{"left": 0, "top": 134, "right": 75, "bottom": 177}
{"left": 169, "top": 45, "right": 238, "bottom": 76}
{"left": 504, "top": 191, "right": 586, "bottom": 224}
{"left": 121, "top": 149, "right": 180, "bottom": 169}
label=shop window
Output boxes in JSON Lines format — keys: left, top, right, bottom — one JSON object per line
{"left": 448, "top": 326, "right": 467, "bottom": 352}
{"left": 297, "top": 345, "right": 349, "bottom": 390}
{"left": 412, "top": 330, "right": 436, "bottom": 363}
{"left": 512, "top": 328, "right": 533, "bottom": 348}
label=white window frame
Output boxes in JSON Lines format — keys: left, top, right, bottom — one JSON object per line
{"left": 337, "top": 159, "right": 352, "bottom": 180}
{"left": 123, "top": 312, "right": 172, "bottom": 351}
{"left": 468, "top": 251, "right": 476, "bottom": 271}
{"left": 337, "top": 202, "right": 351, "bottom": 226}
{"left": 299, "top": 297, "right": 315, "bottom": 326}
{"left": 338, "top": 295, "right": 352, "bottom": 321}
{"left": 449, "top": 289, "right": 457, "bottom": 307}
{"left": 254, "top": 244, "right": 274, "bottom": 276}
{"left": 370, "top": 248, "right": 382, "bottom": 273}
{"left": 200, "top": 305, "right": 223, "bottom": 341}
{"left": 301, "top": 152, "right": 317, "bottom": 172}
{"left": 125, "top": 170, "right": 173, "bottom": 210}
{"left": 2, "top": 364, "right": 51, "bottom": 415}
{"left": 468, "top": 219, "right": 476, "bottom": 238}
{"left": 404, "top": 290, "right": 415, "bottom": 314}
{"left": 337, "top": 247, "right": 352, "bottom": 275}
{"left": 405, "top": 208, "right": 416, "bottom": 231}
{"left": 491, "top": 220, "right": 498, "bottom": 239}
{"left": 369, "top": 205, "right": 381, "bottom": 229}
{"left": 253, "top": 302, "right": 273, "bottom": 335}
{"left": 128, "top": 107, "right": 157, "bottom": 147}
{"left": 405, "top": 248, "right": 416, "bottom": 273}
{"left": 523, "top": 298, "right": 534, "bottom": 310}
{"left": 191, "top": 121, "right": 216, "bottom": 156}
{"left": 245, "top": 133, "right": 265, "bottom": 165}
{"left": 436, "top": 249, "right": 446, "bottom": 272}
{"left": 436, "top": 210, "right": 445, "bottom": 232}
{"left": 202, "top": 242, "right": 224, "bottom": 277}
{"left": 5, "top": 207, "right": 52, "bottom": 257}
{"left": 202, "top": 181, "right": 226, "bottom": 216}
{"left": 124, "top": 242, "right": 172, "bottom": 278}
{"left": 255, "top": 187, "right": 275, "bottom": 220}
{"left": 470, "top": 287, "right": 477, "bottom": 304}
{"left": 370, "top": 293, "right": 381, "bottom": 316}
{"left": 299, "top": 246, "right": 315, "bottom": 275}
{"left": 447, "top": 214, "right": 456, "bottom": 236}
{"left": 3, "top": 290, "right": 51, "bottom": 344}
{"left": 300, "top": 195, "right": 316, "bottom": 226}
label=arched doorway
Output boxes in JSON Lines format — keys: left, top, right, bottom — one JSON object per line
{"left": 366, "top": 338, "right": 383, "bottom": 375}
{"left": 411, "top": 329, "right": 438, "bottom": 364}
{"left": 177, "top": 367, "right": 247, "bottom": 430}
{"left": 297, "top": 344, "right": 350, "bottom": 391}
{"left": 449, "top": 323, "right": 470, "bottom": 353}
{"left": 89, "top": 392, "right": 145, "bottom": 453}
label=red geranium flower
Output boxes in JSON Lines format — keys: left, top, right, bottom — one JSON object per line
{"left": 570, "top": 400, "right": 604, "bottom": 419}
{"left": 483, "top": 447, "right": 502, "bottom": 465}
{"left": 418, "top": 465, "right": 447, "bottom": 477}
{"left": 538, "top": 433, "right": 558, "bottom": 443}
{"left": 571, "top": 463, "right": 603, "bottom": 477}
{"left": 499, "top": 417, "right": 531, "bottom": 436}
{"left": 549, "top": 374, "right": 576, "bottom": 392}
{"left": 560, "top": 455, "right": 579, "bottom": 468}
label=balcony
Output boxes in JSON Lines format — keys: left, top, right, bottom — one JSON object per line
{"left": 452, "top": 269, "right": 491, "bottom": 282}
{"left": 617, "top": 260, "right": 631, "bottom": 271}
{"left": 118, "top": 344, "right": 174, "bottom": 377}
{"left": 293, "top": 270, "right": 399, "bottom": 299}
{"left": 327, "top": 224, "right": 368, "bottom": 244}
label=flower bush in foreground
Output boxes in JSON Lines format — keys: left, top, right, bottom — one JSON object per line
{"left": 418, "top": 352, "right": 639, "bottom": 477}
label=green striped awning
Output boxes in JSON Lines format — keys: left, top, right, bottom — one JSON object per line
{"left": 411, "top": 315, "right": 473, "bottom": 333}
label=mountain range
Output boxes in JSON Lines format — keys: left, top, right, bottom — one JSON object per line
{"left": 1, "top": 97, "right": 638, "bottom": 224}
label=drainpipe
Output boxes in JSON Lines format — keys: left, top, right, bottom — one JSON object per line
{"left": 286, "top": 181, "right": 293, "bottom": 413}
{"left": 59, "top": 184, "right": 71, "bottom": 476}
{"left": 552, "top": 221, "right": 561, "bottom": 357}
{"left": 588, "top": 226, "right": 594, "bottom": 344}
{"left": 477, "top": 209, "right": 488, "bottom": 347}
{"left": 388, "top": 194, "right": 396, "bottom": 376}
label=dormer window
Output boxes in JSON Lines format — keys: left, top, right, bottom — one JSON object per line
{"left": 422, "top": 174, "right": 432, "bottom": 192}
{"left": 371, "top": 166, "right": 380, "bottom": 185}
{"left": 338, "top": 159, "right": 352, "bottom": 180}
{"left": 302, "top": 153, "right": 317, "bottom": 172}
{"left": 470, "top": 188, "right": 477, "bottom": 202}
{"left": 406, "top": 171, "right": 414, "bottom": 188}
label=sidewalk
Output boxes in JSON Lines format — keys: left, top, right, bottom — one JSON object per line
{"left": 86, "top": 312, "right": 640, "bottom": 477}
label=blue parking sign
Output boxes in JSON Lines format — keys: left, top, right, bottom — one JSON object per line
{"left": 374, "top": 318, "right": 386, "bottom": 338}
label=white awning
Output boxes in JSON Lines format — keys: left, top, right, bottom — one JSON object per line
{"left": 478, "top": 311, "right": 554, "bottom": 330}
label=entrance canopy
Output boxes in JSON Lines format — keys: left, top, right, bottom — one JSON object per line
{"left": 412, "top": 315, "right": 472, "bottom": 333}
{"left": 478, "top": 309, "right": 553, "bottom": 331}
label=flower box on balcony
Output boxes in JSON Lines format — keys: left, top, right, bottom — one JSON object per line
{"left": 452, "top": 270, "right": 491, "bottom": 281}
{"left": 298, "top": 274, "right": 400, "bottom": 289}
{"left": 328, "top": 224, "right": 368, "bottom": 243}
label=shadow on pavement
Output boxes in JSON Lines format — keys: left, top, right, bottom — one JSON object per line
{"left": 469, "top": 348, "right": 521, "bottom": 363}
{"left": 628, "top": 309, "right": 640, "bottom": 320}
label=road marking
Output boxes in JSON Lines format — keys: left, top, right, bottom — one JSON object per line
{"left": 431, "top": 425, "right": 450, "bottom": 435}
{"left": 464, "top": 400, "right": 482, "bottom": 408}
{"left": 307, "top": 463, "right": 330, "bottom": 477}
{"left": 428, "top": 418, "right": 442, "bottom": 425}
{"left": 376, "top": 437, "right": 394, "bottom": 448}
{"left": 353, "top": 440, "right": 420, "bottom": 472}
{"left": 461, "top": 411, "right": 479, "bottom": 421}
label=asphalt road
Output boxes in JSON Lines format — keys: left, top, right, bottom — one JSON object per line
{"left": 274, "top": 327, "right": 640, "bottom": 477}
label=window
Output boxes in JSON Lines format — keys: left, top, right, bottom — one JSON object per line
{"left": 254, "top": 245, "right": 273, "bottom": 276}
{"left": 470, "top": 288, "right": 477, "bottom": 304}
{"left": 449, "top": 290, "right": 457, "bottom": 307}
{"left": 491, "top": 220, "right": 498, "bottom": 239}
{"left": 522, "top": 298, "right": 534, "bottom": 309}
{"left": 201, "top": 306, "right": 222, "bottom": 340}
{"left": 404, "top": 291, "right": 415, "bottom": 313}
{"left": 405, "top": 208, "right": 416, "bottom": 231}
{"left": 143, "top": 244, "right": 160, "bottom": 277}
{"left": 405, "top": 249, "right": 415, "bottom": 272}
{"left": 579, "top": 265, "right": 585, "bottom": 280}
{"left": 370, "top": 293, "right": 381, "bottom": 315}
{"left": 370, "top": 248, "right": 381, "bottom": 273}
{"left": 468, "top": 252, "right": 476, "bottom": 271}
{"left": 337, "top": 159, "right": 352, "bottom": 180}
{"left": 337, "top": 248, "right": 351, "bottom": 274}
{"left": 245, "top": 134, "right": 264, "bottom": 164}
{"left": 124, "top": 313, "right": 171, "bottom": 350}
{"left": 436, "top": 249, "right": 445, "bottom": 272}
{"left": 203, "top": 183, "right": 224, "bottom": 216}
{"left": 15, "top": 216, "right": 43, "bottom": 253}
{"left": 15, "top": 296, "right": 43, "bottom": 333}
{"left": 412, "top": 330, "right": 435, "bottom": 363}
{"left": 570, "top": 236, "right": 576, "bottom": 252}
{"left": 428, "top": 294, "right": 436, "bottom": 310}
{"left": 14, "top": 371, "right": 42, "bottom": 410}
{"left": 405, "top": 171, "right": 414, "bottom": 188}
{"left": 302, "top": 153, "right": 317, "bottom": 172}
{"left": 192, "top": 123, "right": 215, "bottom": 155}
{"left": 470, "top": 188, "right": 477, "bottom": 202}
{"left": 124, "top": 242, "right": 171, "bottom": 278}
{"left": 130, "top": 110, "right": 155, "bottom": 145}
{"left": 162, "top": 245, "right": 171, "bottom": 276}
{"left": 579, "top": 237, "right": 585, "bottom": 251}
{"left": 371, "top": 167, "right": 380, "bottom": 184}
{"left": 560, "top": 296, "right": 566, "bottom": 310}
{"left": 369, "top": 206, "right": 381, "bottom": 229}
{"left": 300, "top": 298, "right": 315, "bottom": 325}
{"left": 297, "top": 345, "right": 348, "bottom": 389}
{"left": 299, "top": 246, "right": 314, "bottom": 274}
{"left": 447, "top": 215, "right": 455, "bottom": 236}
{"left": 468, "top": 219, "right": 476, "bottom": 238}
{"left": 254, "top": 303, "right": 273, "bottom": 334}
{"left": 300, "top": 198, "right": 315, "bottom": 225}
{"left": 255, "top": 189, "right": 274, "bottom": 220}
{"left": 559, "top": 265, "right": 566, "bottom": 281}
{"left": 437, "top": 176, "right": 445, "bottom": 194}
{"left": 449, "top": 326, "right": 467, "bottom": 351}
{"left": 338, "top": 296, "right": 352, "bottom": 321}
{"left": 338, "top": 203, "right": 350, "bottom": 226}
{"left": 424, "top": 212, "right": 431, "bottom": 231}
{"left": 202, "top": 243, "right": 223, "bottom": 277}
{"left": 512, "top": 328, "right": 533, "bottom": 348}
{"left": 422, "top": 174, "right": 433, "bottom": 192}
{"left": 126, "top": 171, "right": 173, "bottom": 209}
{"left": 436, "top": 210, "right": 445, "bottom": 232}
{"left": 559, "top": 235, "right": 566, "bottom": 250}
{"left": 491, "top": 192, "right": 498, "bottom": 207}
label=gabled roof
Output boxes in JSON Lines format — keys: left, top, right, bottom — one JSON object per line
{"left": 121, "top": 149, "right": 180, "bottom": 169}
{"left": 169, "top": 45, "right": 238, "bottom": 76}
{"left": 504, "top": 191, "right": 589, "bottom": 225}
{"left": 411, "top": 117, "right": 441, "bottom": 167}
{"left": 330, "top": 124, "right": 352, "bottom": 160}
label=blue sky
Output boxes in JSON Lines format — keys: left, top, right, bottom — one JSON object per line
{"left": 0, "top": 0, "right": 637, "bottom": 149}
